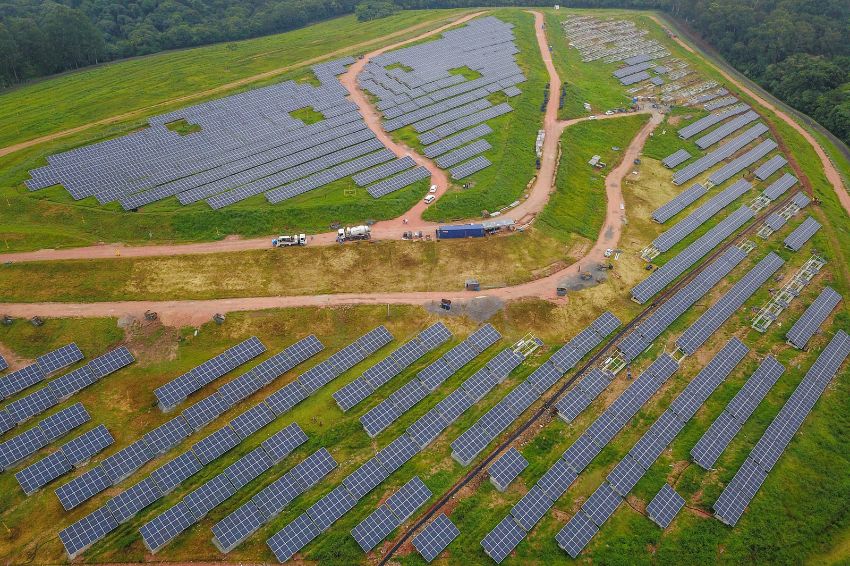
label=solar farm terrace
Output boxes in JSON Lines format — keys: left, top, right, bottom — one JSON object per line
{"left": 1, "top": 6, "right": 850, "bottom": 566}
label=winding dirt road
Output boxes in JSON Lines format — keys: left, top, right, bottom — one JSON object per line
{"left": 0, "top": 11, "right": 663, "bottom": 326}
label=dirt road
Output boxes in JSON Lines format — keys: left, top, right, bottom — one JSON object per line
{"left": 651, "top": 15, "right": 850, "bottom": 220}
{"left": 0, "top": 13, "right": 662, "bottom": 327}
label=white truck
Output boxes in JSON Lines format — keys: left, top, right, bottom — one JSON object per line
{"left": 337, "top": 225, "right": 371, "bottom": 241}
{"left": 272, "top": 234, "right": 306, "bottom": 247}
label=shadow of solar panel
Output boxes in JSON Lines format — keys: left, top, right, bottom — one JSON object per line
{"left": 481, "top": 515, "right": 526, "bottom": 564}
{"left": 555, "top": 510, "right": 598, "bottom": 558}
{"left": 140, "top": 501, "right": 198, "bottom": 553}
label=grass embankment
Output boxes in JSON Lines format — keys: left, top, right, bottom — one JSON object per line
{"left": 421, "top": 9, "right": 547, "bottom": 223}
{"left": 538, "top": 114, "right": 649, "bottom": 242}
{"left": 0, "top": 228, "right": 571, "bottom": 302}
{"left": 0, "top": 11, "right": 473, "bottom": 253}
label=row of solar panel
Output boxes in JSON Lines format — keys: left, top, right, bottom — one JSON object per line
{"left": 0, "top": 343, "right": 83, "bottom": 400}
{"left": 786, "top": 286, "right": 842, "bottom": 350}
{"left": 351, "top": 476, "right": 432, "bottom": 552}
{"left": 481, "top": 352, "right": 680, "bottom": 563}
{"left": 455, "top": 313, "right": 621, "bottom": 466}
{"left": 334, "top": 322, "right": 456, "bottom": 416}
{"left": 673, "top": 123, "right": 769, "bottom": 185}
{"left": 714, "top": 331, "right": 850, "bottom": 526}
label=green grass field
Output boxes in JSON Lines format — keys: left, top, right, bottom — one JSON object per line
{"left": 538, "top": 114, "right": 649, "bottom": 242}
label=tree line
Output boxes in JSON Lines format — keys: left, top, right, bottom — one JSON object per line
{"left": 0, "top": 0, "right": 848, "bottom": 147}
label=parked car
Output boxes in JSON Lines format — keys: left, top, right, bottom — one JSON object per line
{"left": 424, "top": 194, "right": 436, "bottom": 204}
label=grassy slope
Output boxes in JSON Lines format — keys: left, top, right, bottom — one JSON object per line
{"left": 0, "top": 11, "right": 471, "bottom": 252}
{"left": 538, "top": 114, "right": 649, "bottom": 242}
{"left": 421, "top": 9, "right": 546, "bottom": 223}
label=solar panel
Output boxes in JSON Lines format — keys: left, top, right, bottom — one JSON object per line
{"left": 230, "top": 402, "right": 276, "bottom": 439}
{"left": 537, "top": 458, "right": 577, "bottom": 500}
{"left": 290, "top": 447, "right": 338, "bottom": 491}
{"left": 709, "top": 139, "right": 778, "bottom": 185}
{"left": 252, "top": 471, "right": 302, "bottom": 519}
{"left": 376, "top": 434, "right": 419, "bottom": 474}
{"left": 37, "top": 343, "right": 84, "bottom": 374}
{"left": 267, "top": 513, "right": 321, "bottom": 563}
{"left": 754, "top": 154, "right": 787, "bottom": 180}
{"left": 678, "top": 104, "right": 751, "bottom": 139}
{"left": 6, "top": 386, "right": 60, "bottom": 424}
{"left": 510, "top": 485, "right": 554, "bottom": 531}
{"left": 150, "top": 450, "right": 203, "bottom": 494}
{"left": 212, "top": 502, "right": 267, "bottom": 552}
{"left": 307, "top": 484, "right": 357, "bottom": 531}
{"left": 87, "top": 346, "right": 135, "bottom": 378}
{"left": 670, "top": 338, "right": 749, "bottom": 421}
{"left": 673, "top": 123, "right": 768, "bottom": 185}
{"left": 15, "top": 450, "right": 72, "bottom": 495}
{"left": 480, "top": 515, "right": 526, "bottom": 563}
{"left": 413, "top": 513, "right": 460, "bottom": 562}
{"left": 606, "top": 454, "right": 646, "bottom": 496}
{"left": 562, "top": 433, "right": 603, "bottom": 473}
{"left": 61, "top": 424, "right": 114, "bottom": 466}
{"left": 386, "top": 475, "right": 432, "bottom": 521}
{"left": 100, "top": 439, "right": 154, "bottom": 483}
{"left": 343, "top": 456, "right": 390, "bottom": 500}
{"left": 526, "top": 361, "right": 563, "bottom": 395}
{"left": 556, "top": 510, "right": 598, "bottom": 558}
{"left": 192, "top": 426, "right": 240, "bottom": 465}
{"left": 265, "top": 380, "right": 309, "bottom": 415}
{"left": 712, "top": 457, "right": 767, "bottom": 526}
{"left": 55, "top": 465, "right": 112, "bottom": 510}
{"left": 787, "top": 287, "right": 842, "bottom": 349}
{"left": 352, "top": 503, "right": 398, "bottom": 552}
{"left": 59, "top": 505, "right": 118, "bottom": 558}
{"left": 41, "top": 403, "right": 91, "bottom": 442}
{"left": 647, "top": 484, "right": 685, "bottom": 528}
{"left": 763, "top": 173, "right": 798, "bottom": 200}
{"left": 185, "top": 472, "right": 237, "bottom": 519}
{"left": 450, "top": 155, "right": 492, "bottom": 179}
{"left": 784, "top": 216, "right": 821, "bottom": 251}
{"left": 140, "top": 501, "right": 198, "bottom": 552}
{"left": 0, "top": 426, "right": 48, "bottom": 469}
{"left": 143, "top": 416, "right": 192, "bottom": 455}
{"left": 0, "top": 363, "right": 45, "bottom": 400}
{"left": 48, "top": 366, "right": 98, "bottom": 400}
{"left": 261, "top": 422, "right": 308, "bottom": 463}
{"left": 582, "top": 482, "right": 622, "bottom": 527}
{"left": 182, "top": 393, "right": 230, "bottom": 431}
{"left": 367, "top": 166, "right": 431, "bottom": 198}
{"left": 662, "top": 149, "right": 691, "bottom": 168}
{"left": 695, "top": 110, "right": 760, "bottom": 149}
{"left": 489, "top": 447, "right": 528, "bottom": 491}
{"left": 224, "top": 446, "right": 273, "bottom": 490}
{"left": 106, "top": 476, "right": 163, "bottom": 523}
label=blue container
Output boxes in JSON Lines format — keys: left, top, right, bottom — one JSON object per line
{"left": 436, "top": 224, "right": 486, "bottom": 239}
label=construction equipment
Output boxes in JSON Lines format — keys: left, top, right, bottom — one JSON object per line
{"left": 144, "top": 311, "right": 158, "bottom": 321}
{"left": 337, "top": 225, "right": 371, "bottom": 242}
{"left": 272, "top": 234, "right": 306, "bottom": 247}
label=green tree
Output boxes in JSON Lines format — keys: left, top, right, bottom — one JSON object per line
{"left": 355, "top": 0, "right": 399, "bottom": 22}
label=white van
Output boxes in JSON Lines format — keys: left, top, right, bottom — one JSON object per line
{"left": 424, "top": 194, "right": 436, "bottom": 204}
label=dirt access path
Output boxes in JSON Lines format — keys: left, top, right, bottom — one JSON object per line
{"left": 650, "top": 15, "right": 850, "bottom": 220}
{"left": 0, "top": 11, "right": 652, "bottom": 264}
{"left": 0, "top": 12, "right": 662, "bottom": 326}
{"left": 0, "top": 13, "right": 481, "bottom": 160}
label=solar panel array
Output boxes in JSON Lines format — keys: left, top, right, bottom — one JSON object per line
{"left": 691, "top": 356, "right": 784, "bottom": 469}
{"left": 352, "top": 156, "right": 415, "bottom": 186}
{"left": 619, "top": 246, "right": 747, "bottom": 361}
{"left": 488, "top": 447, "right": 528, "bottom": 491}
{"left": 450, "top": 155, "right": 493, "bottom": 180}
{"left": 355, "top": 324, "right": 497, "bottom": 437}
{"left": 413, "top": 513, "right": 460, "bottom": 563}
{"left": 555, "top": 368, "right": 614, "bottom": 422}
{"left": 673, "top": 123, "right": 769, "bottom": 185}
{"left": 652, "top": 183, "right": 708, "bottom": 223}
{"left": 620, "top": 71, "right": 651, "bottom": 85}
{"left": 0, "top": 354, "right": 6, "bottom": 372}
{"left": 714, "top": 330, "right": 850, "bottom": 526}
{"left": 366, "top": 166, "right": 431, "bottom": 198}
{"left": 705, "top": 96, "right": 738, "bottom": 111}
{"left": 694, "top": 110, "right": 760, "bottom": 149}
{"left": 612, "top": 61, "right": 654, "bottom": 78}
{"left": 754, "top": 154, "right": 788, "bottom": 180}
{"left": 27, "top": 57, "right": 427, "bottom": 208}
{"left": 677, "top": 252, "right": 785, "bottom": 354}
{"left": 786, "top": 287, "right": 842, "bottom": 349}
{"left": 267, "top": 333, "right": 536, "bottom": 563}
{"left": 15, "top": 424, "right": 114, "bottom": 495}
{"left": 138, "top": 423, "right": 307, "bottom": 553}
{"left": 0, "top": 343, "right": 83, "bottom": 400}
{"left": 708, "top": 139, "right": 778, "bottom": 185}
{"left": 454, "top": 313, "right": 621, "bottom": 466}
{"left": 436, "top": 139, "right": 492, "bottom": 168}
{"left": 0, "top": 403, "right": 91, "bottom": 470}
{"left": 762, "top": 172, "right": 798, "bottom": 200}
{"left": 662, "top": 149, "right": 691, "bottom": 169}
{"left": 59, "top": 422, "right": 308, "bottom": 558}
{"left": 678, "top": 104, "right": 751, "bottom": 139}
{"left": 334, "top": 322, "right": 453, "bottom": 414}
{"left": 632, "top": 205, "right": 755, "bottom": 303}
{"left": 155, "top": 337, "right": 267, "bottom": 410}
{"left": 360, "top": 16, "right": 525, "bottom": 179}
{"left": 653, "top": 179, "right": 752, "bottom": 253}
{"left": 647, "top": 484, "right": 685, "bottom": 528}
{"left": 552, "top": 339, "right": 748, "bottom": 557}
{"left": 487, "top": 352, "right": 679, "bottom": 562}
{"left": 784, "top": 216, "right": 821, "bottom": 251}
{"left": 563, "top": 16, "right": 669, "bottom": 64}
{"left": 351, "top": 476, "right": 431, "bottom": 552}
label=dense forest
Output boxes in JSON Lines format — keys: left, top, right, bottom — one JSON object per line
{"left": 0, "top": 0, "right": 849, "bottom": 146}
